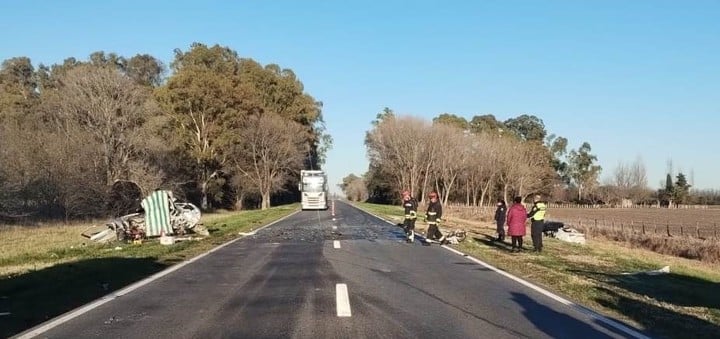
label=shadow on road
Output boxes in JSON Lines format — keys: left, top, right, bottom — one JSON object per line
{"left": 509, "top": 292, "right": 634, "bottom": 339}
{"left": 0, "top": 257, "right": 169, "bottom": 338}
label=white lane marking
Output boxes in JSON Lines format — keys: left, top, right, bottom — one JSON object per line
{"left": 14, "top": 210, "right": 302, "bottom": 339}
{"left": 344, "top": 201, "right": 649, "bottom": 339}
{"left": 336, "top": 283, "right": 352, "bottom": 317}
{"left": 333, "top": 240, "right": 341, "bottom": 249}
{"left": 0, "top": 312, "right": 11, "bottom": 316}
{"left": 332, "top": 225, "right": 338, "bottom": 230}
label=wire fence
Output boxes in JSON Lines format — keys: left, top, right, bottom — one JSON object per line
{"left": 443, "top": 203, "right": 720, "bottom": 240}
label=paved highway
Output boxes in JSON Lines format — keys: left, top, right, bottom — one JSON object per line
{"left": 19, "top": 201, "right": 645, "bottom": 339}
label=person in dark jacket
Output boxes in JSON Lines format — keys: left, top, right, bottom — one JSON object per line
{"left": 527, "top": 194, "right": 547, "bottom": 252}
{"left": 401, "top": 190, "right": 418, "bottom": 243}
{"left": 425, "top": 191, "right": 444, "bottom": 243}
{"left": 494, "top": 199, "right": 507, "bottom": 242}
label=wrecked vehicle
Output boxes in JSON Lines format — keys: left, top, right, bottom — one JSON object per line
{"left": 83, "top": 190, "right": 208, "bottom": 243}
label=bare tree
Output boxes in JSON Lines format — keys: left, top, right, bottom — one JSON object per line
{"left": 232, "top": 113, "right": 309, "bottom": 209}
{"left": 433, "top": 124, "right": 471, "bottom": 205}
{"left": 365, "top": 115, "right": 430, "bottom": 197}
{"left": 45, "top": 64, "right": 154, "bottom": 187}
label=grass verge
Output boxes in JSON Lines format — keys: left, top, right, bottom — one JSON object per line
{"left": 0, "top": 204, "right": 298, "bottom": 338}
{"left": 356, "top": 202, "right": 720, "bottom": 339}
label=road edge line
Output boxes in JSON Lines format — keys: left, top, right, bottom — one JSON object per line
{"left": 13, "top": 209, "right": 300, "bottom": 339}
{"left": 346, "top": 201, "right": 650, "bottom": 339}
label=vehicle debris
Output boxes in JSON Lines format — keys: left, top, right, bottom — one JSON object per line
{"left": 82, "top": 190, "right": 208, "bottom": 244}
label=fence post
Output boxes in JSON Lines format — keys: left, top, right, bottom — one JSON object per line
{"left": 631, "top": 220, "right": 634, "bottom": 233}
{"left": 680, "top": 224, "right": 684, "bottom": 236}
{"left": 696, "top": 221, "right": 700, "bottom": 238}
{"left": 666, "top": 222, "right": 671, "bottom": 237}
{"left": 642, "top": 222, "right": 645, "bottom": 235}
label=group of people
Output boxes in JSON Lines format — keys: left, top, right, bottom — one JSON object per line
{"left": 401, "top": 190, "right": 445, "bottom": 244}
{"left": 400, "top": 190, "right": 547, "bottom": 252}
{"left": 494, "top": 195, "right": 547, "bottom": 252}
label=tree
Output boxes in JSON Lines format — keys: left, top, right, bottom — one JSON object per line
{"left": 546, "top": 134, "right": 570, "bottom": 185}
{"left": 469, "top": 114, "right": 504, "bottom": 136}
{"left": 433, "top": 113, "right": 468, "bottom": 130}
{"left": 0, "top": 57, "right": 38, "bottom": 121}
{"left": 365, "top": 114, "right": 430, "bottom": 198}
{"left": 155, "top": 43, "right": 246, "bottom": 209}
{"left": 568, "top": 142, "right": 602, "bottom": 201}
{"left": 43, "top": 64, "right": 157, "bottom": 188}
{"left": 239, "top": 60, "right": 331, "bottom": 167}
{"left": 126, "top": 54, "right": 165, "bottom": 87}
{"left": 432, "top": 123, "right": 470, "bottom": 205}
{"left": 673, "top": 173, "right": 691, "bottom": 205}
{"left": 503, "top": 114, "right": 547, "bottom": 142}
{"left": 612, "top": 156, "right": 650, "bottom": 203}
{"left": 339, "top": 174, "right": 368, "bottom": 202}
{"left": 231, "top": 113, "right": 309, "bottom": 209}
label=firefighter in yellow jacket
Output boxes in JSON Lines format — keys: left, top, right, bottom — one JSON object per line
{"left": 401, "top": 190, "right": 418, "bottom": 243}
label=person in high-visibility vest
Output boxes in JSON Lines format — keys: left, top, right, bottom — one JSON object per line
{"left": 527, "top": 194, "right": 547, "bottom": 252}
{"left": 401, "top": 190, "right": 418, "bottom": 243}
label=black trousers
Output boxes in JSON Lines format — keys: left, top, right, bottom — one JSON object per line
{"left": 427, "top": 222, "right": 442, "bottom": 240}
{"left": 496, "top": 220, "right": 505, "bottom": 240}
{"left": 531, "top": 220, "right": 544, "bottom": 251}
{"left": 403, "top": 218, "right": 416, "bottom": 234}
{"left": 511, "top": 236, "right": 523, "bottom": 249}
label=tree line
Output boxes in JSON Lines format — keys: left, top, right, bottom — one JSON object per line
{"left": 341, "top": 108, "right": 710, "bottom": 207}
{"left": 0, "top": 43, "right": 331, "bottom": 220}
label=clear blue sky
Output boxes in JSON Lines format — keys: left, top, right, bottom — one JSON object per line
{"left": 2, "top": 0, "right": 718, "bottom": 192}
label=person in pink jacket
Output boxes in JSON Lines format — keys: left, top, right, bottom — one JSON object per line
{"left": 506, "top": 196, "right": 527, "bottom": 252}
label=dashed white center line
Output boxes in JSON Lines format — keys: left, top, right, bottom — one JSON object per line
{"left": 333, "top": 240, "right": 341, "bottom": 249}
{"left": 332, "top": 225, "right": 337, "bottom": 230}
{"left": 336, "top": 283, "right": 352, "bottom": 317}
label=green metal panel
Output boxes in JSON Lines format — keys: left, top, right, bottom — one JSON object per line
{"left": 141, "top": 190, "right": 171, "bottom": 236}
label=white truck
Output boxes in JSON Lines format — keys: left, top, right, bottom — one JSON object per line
{"left": 299, "top": 170, "right": 329, "bottom": 210}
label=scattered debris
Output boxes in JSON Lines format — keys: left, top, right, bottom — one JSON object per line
{"left": 622, "top": 265, "right": 671, "bottom": 276}
{"left": 543, "top": 221, "right": 586, "bottom": 245}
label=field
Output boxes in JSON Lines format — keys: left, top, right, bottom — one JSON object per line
{"left": 444, "top": 204, "right": 720, "bottom": 239}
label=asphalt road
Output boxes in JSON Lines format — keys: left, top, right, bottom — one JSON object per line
{"left": 22, "top": 200, "right": 644, "bottom": 339}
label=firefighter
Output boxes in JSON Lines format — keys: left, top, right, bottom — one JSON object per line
{"left": 527, "top": 194, "right": 547, "bottom": 252}
{"left": 401, "top": 190, "right": 418, "bottom": 243}
{"left": 425, "top": 191, "right": 445, "bottom": 243}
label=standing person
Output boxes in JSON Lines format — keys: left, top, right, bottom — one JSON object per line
{"left": 506, "top": 196, "right": 527, "bottom": 252}
{"left": 425, "top": 191, "right": 444, "bottom": 243}
{"left": 401, "top": 190, "right": 418, "bottom": 243}
{"left": 494, "top": 199, "right": 507, "bottom": 242}
{"left": 527, "top": 194, "right": 547, "bottom": 252}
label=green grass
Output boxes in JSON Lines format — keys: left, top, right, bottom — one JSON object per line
{"left": 356, "top": 202, "right": 720, "bottom": 339}
{"left": 0, "top": 204, "right": 297, "bottom": 338}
